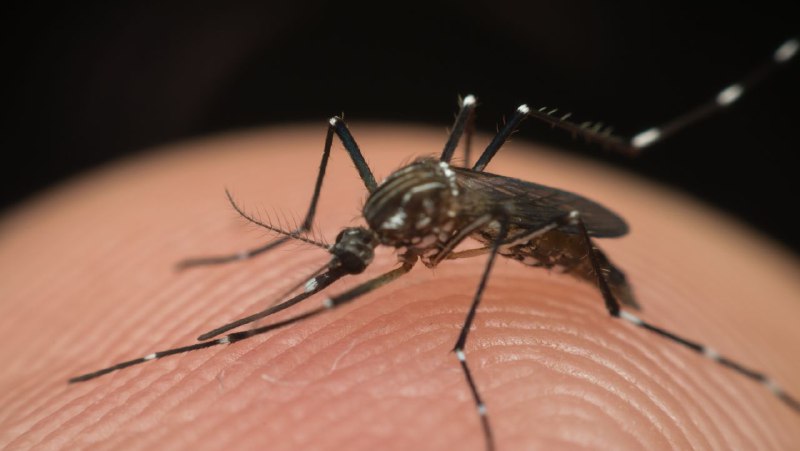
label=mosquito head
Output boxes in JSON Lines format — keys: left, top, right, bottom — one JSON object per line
{"left": 363, "top": 159, "right": 460, "bottom": 249}
{"left": 331, "top": 227, "right": 379, "bottom": 274}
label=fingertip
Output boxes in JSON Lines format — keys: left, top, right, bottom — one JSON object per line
{"left": 3, "top": 124, "right": 798, "bottom": 450}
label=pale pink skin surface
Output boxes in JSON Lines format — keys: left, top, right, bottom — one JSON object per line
{"left": 1, "top": 125, "right": 799, "bottom": 451}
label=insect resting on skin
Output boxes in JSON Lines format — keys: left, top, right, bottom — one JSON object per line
{"left": 69, "top": 37, "right": 800, "bottom": 450}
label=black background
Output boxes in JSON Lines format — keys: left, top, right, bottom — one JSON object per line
{"left": 4, "top": 2, "right": 799, "bottom": 254}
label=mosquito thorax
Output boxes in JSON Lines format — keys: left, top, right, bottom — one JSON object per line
{"left": 331, "top": 227, "right": 379, "bottom": 274}
{"left": 363, "top": 159, "right": 460, "bottom": 249}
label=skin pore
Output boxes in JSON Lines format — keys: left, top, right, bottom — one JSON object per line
{"left": 1, "top": 124, "right": 799, "bottom": 450}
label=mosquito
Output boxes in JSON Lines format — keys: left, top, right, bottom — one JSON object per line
{"left": 69, "top": 37, "right": 799, "bottom": 450}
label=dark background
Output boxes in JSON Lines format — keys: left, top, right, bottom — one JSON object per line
{"left": 4, "top": 2, "right": 799, "bottom": 254}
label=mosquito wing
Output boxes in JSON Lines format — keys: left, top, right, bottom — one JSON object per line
{"left": 454, "top": 168, "right": 628, "bottom": 238}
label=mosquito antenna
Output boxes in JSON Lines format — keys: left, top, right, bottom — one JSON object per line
{"left": 174, "top": 191, "right": 330, "bottom": 270}
{"left": 224, "top": 189, "right": 329, "bottom": 250}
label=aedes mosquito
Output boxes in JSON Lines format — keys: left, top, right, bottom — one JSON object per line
{"left": 69, "top": 37, "right": 799, "bottom": 450}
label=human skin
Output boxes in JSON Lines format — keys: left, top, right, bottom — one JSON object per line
{"left": 1, "top": 124, "right": 799, "bottom": 450}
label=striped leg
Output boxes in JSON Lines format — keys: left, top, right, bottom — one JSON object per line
{"left": 630, "top": 37, "right": 799, "bottom": 149}
{"left": 440, "top": 94, "right": 477, "bottom": 166}
{"left": 470, "top": 37, "right": 799, "bottom": 169}
{"left": 569, "top": 210, "right": 800, "bottom": 413}
{"left": 69, "top": 258, "right": 415, "bottom": 384}
{"left": 451, "top": 212, "right": 511, "bottom": 451}
{"left": 616, "top": 310, "right": 800, "bottom": 412}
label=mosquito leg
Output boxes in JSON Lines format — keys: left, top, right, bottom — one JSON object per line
{"left": 445, "top": 209, "right": 615, "bottom": 440}
{"left": 470, "top": 37, "right": 799, "bottom": 163}
{"left": 440, "top": 94, "right": 477, "bottom": 165}
{"left": 617, "top": 310, "right": 800, "bottom": 412}
{"left": 563, "top": 211, "right": 621, "bottom": 316}
{"left": 427, "top": 213, "right": 494, "bottom": 267}
{"left": 445, "top": 247, "right": 491, "bottom": 260}
{"left": 463, "top": 98, "right": 477, "bottom": 168}
{"left": 67, "top": 306, "right": 329, "bottom": 384}
{"left": 70, "top": 259, "right": 416, "bottom": 384}
{"left": 431, "top": 206, "right": 560, "bottom": 268}
{"left": 630, "top": 37, "right": 799, "bottom": 150}
{"left": 177, "top": 117, "right": 377, "bottom": 269}
{"left": 471, "top": 104, "right": 530, "bottom": 172}
{"left": 451, "top": 212, "right": 510, "bottom": 451}
{"left": 568, "top": 211, "right": 800, "bottom": 413}
{"left": 529, "top": 37, "right": 799, "bottom": 155}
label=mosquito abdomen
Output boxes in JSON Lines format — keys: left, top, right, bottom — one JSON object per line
{"left": 499, "top": 229, "right": 640, "bottom": 309}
